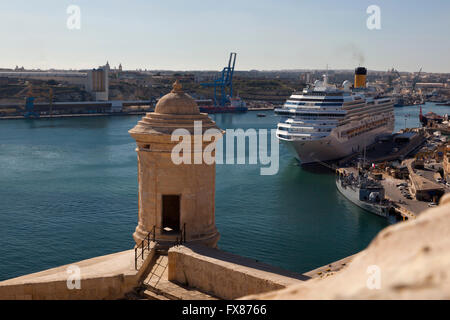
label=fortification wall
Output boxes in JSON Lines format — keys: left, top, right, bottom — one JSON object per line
{"left": 168, "top": 244, "right": 306, "bottom": 299}
{"left": 0, "top": 248, "right": 155, "bottom": 300}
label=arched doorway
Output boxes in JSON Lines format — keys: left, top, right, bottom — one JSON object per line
{"left": 162, "top": 195, "right": 180, "bottom": 233}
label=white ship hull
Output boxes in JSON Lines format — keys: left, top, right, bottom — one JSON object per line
{"left": 282, "top": 119, "right": 394, "bottom": 164}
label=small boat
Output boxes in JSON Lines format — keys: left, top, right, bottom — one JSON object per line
{"left": 196, "top": 97, "right": 248, "bottom": 114}
{"left": 419, "top": 106, "right": 445, "bottom": 127}
{"left": 257, "top": 113, "right": 266, "bottom": 117}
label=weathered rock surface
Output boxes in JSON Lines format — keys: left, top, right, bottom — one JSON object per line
{"left": 245, "top": 193, "right": 450, "bottom": 300}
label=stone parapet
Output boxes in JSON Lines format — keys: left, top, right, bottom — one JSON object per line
{"left": 0, "top": 249, "right": 153, "bottom": 300}
{"left": 168, "top": 244, "right": 306, "bottom": 299}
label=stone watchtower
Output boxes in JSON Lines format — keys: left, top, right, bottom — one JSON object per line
{"left": 129, "top": 81, "right": 222, "bottom": 248}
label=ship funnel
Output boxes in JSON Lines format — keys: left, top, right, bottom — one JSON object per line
{"left": 354, "top": 67, "right": 367, "bottom": 88}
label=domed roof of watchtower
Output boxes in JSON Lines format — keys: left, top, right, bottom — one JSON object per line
{"left": 154, "top": 80, "right": 200, "bottom": 115}
{"left": 129, "top": 80, "right": 221, "bottom": 138}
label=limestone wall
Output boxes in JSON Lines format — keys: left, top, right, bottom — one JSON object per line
{"left": 168, "top": 245, "right": 306, "bottom": 299}
{"left": 0, "top": 274, "right": 134, "bottom": 300}
{"left": 0, "top": 248, "right": 155, "bottom": 300}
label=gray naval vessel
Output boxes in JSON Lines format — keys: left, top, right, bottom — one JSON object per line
{"left": 336, "top": 169, "right": 393, "bottom": 218}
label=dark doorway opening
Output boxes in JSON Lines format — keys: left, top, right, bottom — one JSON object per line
{"left": 162, "top": 195, "right": 180, "bottom": 233}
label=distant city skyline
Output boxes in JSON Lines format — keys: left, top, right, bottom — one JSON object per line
{"left": 1, "top": 0, "right": 449, "bottom": 73}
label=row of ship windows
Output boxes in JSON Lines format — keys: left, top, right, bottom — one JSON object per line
{"left": 277, "top": 133, "right": 294, "bottom": 140}
{"left": 344, "top": 104, "right": 391, "bottom": 112}
{"left": 303, "top": 92, "right": 345, "bottom": 97}
{"left": 341, "top": 119, "right": 388, "bottom": 138}
{"left": 297, "top": 114, "right": 345, "bottom": 118}
{"left": 289, "top": 97, "right": 344, "bottom": 102}
{"left": 286, "top": 122, "right": 337, "bottom": 126}
{"left": 278, "top": 133, "right": 313, "bottom": 141}
{"left": 279, "top": 112, "right": 345, "bottom": 118}
{"left": 346, "top": 109, "right": 393, "bottom": 120}
{"left": 346, "top": 103, "right": 393, "bottom": 113}
{"left": 283, "top": 127, "right": 333, "bottom": 133}
{"left": 285, "top": 102, "right": 343, "bottom": 107}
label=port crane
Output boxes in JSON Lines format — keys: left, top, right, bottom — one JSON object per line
{"left": 24, "top": 84, "right": 39, "bottom": 119}
{"left": 387, "top": 68, "right": 404, "bottom": 90}
{"left": 389, "top": 68, "right": 403, "bottom": 84}
{"left": 393, "top": 69, "right": 402, "bottom": 83}
{"left": 23, "top": 84, "right": 54, "bottom": 118}
{"left": 200, "top": 52, "right": 237, "bottom": 107}
{"left": 411, "top": 67, "right": 422, "bottom": 93}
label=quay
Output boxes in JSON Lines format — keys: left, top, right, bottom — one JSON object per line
{"left": 380, "top": 174, "right": 424, "bottom": 219}
{"left": 336, "top": 128, "right": 449, "bottom": 221}
{"left": 0, "top": 100, "right": 153, "bottom": 120}
{"left": 0, "top": 110, "right": 152, "bottom": 120}
{"left": 247, "top": 106, "right": 275, "bottom": 111}
{"left": 338, "top": 130, "right": 427, "bottom": 166}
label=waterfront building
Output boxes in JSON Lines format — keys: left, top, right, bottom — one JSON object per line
{"left": 86, "top": 62, "right": 110, "bottom": 101}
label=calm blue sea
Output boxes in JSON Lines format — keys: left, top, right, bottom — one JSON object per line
{"left": 0, "top": 102, "right": 448, "bottom": 281}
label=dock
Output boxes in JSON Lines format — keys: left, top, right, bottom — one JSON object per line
{"left": 247, "top": 106, "right": 275, "bottom": 111}
{"left": 0, "top": 100, "right": 153, "bottom": 120}
{"left": 335, "top": 128, "right": 449, "bottom": 221}
{"left": 338, "top": 131, "right": 426, "bottom": 166}
{"left": 0, "top": 111, "right": 151, "bottom": 120}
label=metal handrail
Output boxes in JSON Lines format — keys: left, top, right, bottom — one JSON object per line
{"left": 134, "top": 225, "right": 155, "bottom": 270}
{"left": 134, "top": 224, "right": 187, "bottom": 269}
{"left": 175, "top": 223, "right": 186, "bottom": 246}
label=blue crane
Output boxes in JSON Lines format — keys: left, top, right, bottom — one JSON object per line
{"left": 24, "top": 85, "right": 40, "bottom": 119}
{"left": 201, "top": 52, "right": 237, "bottom": 107}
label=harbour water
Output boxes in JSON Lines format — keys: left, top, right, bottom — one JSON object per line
{"left": 0, "top": 103, "right": 448, "bottom": 281}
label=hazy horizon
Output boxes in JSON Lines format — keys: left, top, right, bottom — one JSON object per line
{"left": 1, "top": 0, "right": 449, "bottom": 73}
{"left": 1, "top": 67, "right": 447, "bottom": 75}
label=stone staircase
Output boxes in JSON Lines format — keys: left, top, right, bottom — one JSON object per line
{"left": 144, "top": 255, "right": 169, "bottom": 292}
{"left": 140, "top": 254, "right": 218, "bottom": 300}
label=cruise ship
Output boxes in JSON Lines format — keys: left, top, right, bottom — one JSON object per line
{"left": 275, "top": 67, "right": 394, "bottom": 164}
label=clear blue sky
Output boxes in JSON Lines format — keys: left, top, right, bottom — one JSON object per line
{"left": 1, "top": 0, "right": 449, "bottom": 72}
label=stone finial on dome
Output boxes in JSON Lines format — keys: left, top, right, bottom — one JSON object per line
{"left": 171, "top": 79, "right": 183, "bottom": 93}
{"left": 152, "top": 79, "right": 200, "bottom": 115}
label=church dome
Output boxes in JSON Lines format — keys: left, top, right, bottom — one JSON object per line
{"left": 155, "top": 80, "right": 200, "bottom": 115}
